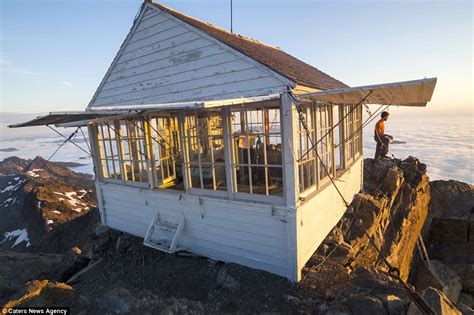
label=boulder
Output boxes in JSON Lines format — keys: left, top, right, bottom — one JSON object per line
{"left": 2, "top": 280, "right": 92, "bottom": 314}
{"left": 453, "top": 264, "right": 474, "bottom": 295}
{"left": 414, "top": 260, "right": 462, "bottom": 303}
{"left": 344, "top": 295, "right": 388, "bottom": 315}
{"left": 0, "top": 251, "right": 64, "bottom": 305}
{"left": 346, "top": 157, "right": 430, "bottom": 281}
{"left": 429, "top": 180, "right": 474, "bottom": 220}
{"left": 216, "top": 267, "right": 240, "bottom": 290}
{"left": 407, "top": 287, "right": 461, "bottom": 315}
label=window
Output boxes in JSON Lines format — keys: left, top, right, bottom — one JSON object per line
{"left": 333, "top": 105, "right": 344, "bottom": 171}
{"left": 118, "top": 119, "right": 149, "bottom": 184}
{"left": 97, "top": 121, "right": 122, "bottom": 180}
{"left": 184, "top": 110, "right": 226, "bottom": 191}
{"left": 344, "top": 104, "right": 363, "bottom": 164}
{"left": 316, "top": 104, "right": 334, "bottom": 184}
{"left": 96, "top": 119, "right": 149, "bottom": 184}
{"left": 297, "top": 102, "right": 317, "bottom": 193}
{"left": 149, "top": 114, "right": 184, "bottom": 190}
{"left": 231, "top": 106, "right": 283, "bottom": 196}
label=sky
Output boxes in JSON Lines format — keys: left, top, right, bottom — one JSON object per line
{"left": 0, "top": 0, "right": 472, "bottom": 115}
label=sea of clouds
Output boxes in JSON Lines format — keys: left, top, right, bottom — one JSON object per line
{"left": 1, "top": 111, "right": 472, "bottom": 184}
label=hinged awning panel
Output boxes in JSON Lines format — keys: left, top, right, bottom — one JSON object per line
{"left": 8, "top": 111, "right": 128, "bottom": 128}
{"left": 8, "top": 94, "right": 281, "bottom": 128}
{"left": 297, "top": 78, "right": 437, "bottom": 107}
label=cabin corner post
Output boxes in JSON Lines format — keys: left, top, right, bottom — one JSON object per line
{"left": 87, "top": 123, "right": 107, "bottom": 226}
{"left": 87, "top": 124, "right": 101, "bottom": 181}
{"left": 281, "top": 92, "right": 301, "bottom": 281}
{"left": 281, "top": 92, "right": 299, "bottom": 207}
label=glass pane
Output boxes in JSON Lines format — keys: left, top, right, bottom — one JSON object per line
{"left": 190, "top": 165, "right": 201, "bottom": 189}
{"left": 211, "top": 136, "right": 225, "bottom": 163}
{"left": 214, "top": 165, "right": 226, "bottom": 191}
{"left": 251, "top": 166, "right": 267, "bottom": 195}
{"left": 266, "top": 135, "right": 282, "bottom": 165}
{"left": 249, "top": 135, "right": 265, "bottom": 165}
{"left": 268, "top": 108, "right": 280, "bottom": 132}
{"left": 101, "top": 160, "right": 109, "bottom": 178}
{"left": 231, "top": 111, "right": 242, "bottom": 132}
{"left": 268, "top": 167, "right": 283, "bottom": 196}
{"left": 235, "top": 166, "right": 250, "bottom": 193}
{"left": 201, "top": 165, "right": 214, "bottom": 190}
{"left": 234, "top": 136, "right": 249, "bottom": 165}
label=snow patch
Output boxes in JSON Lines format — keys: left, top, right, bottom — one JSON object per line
{"left": 47, "top": 219, "right": 54, "bottom": 225}
{"left": 1, "top": 228, "right": 30, "bottom": 248}
{"left": 54, "top": 191, "right": 89, "bottom": 211}
{"left": 26, "top": 170, "right": 40, "bottom": 178}
{"left": 1, "top": 178, "right": 23, "bottom": 193}
{"left": 51, "top": 210, "right": 61, "bottom": 214}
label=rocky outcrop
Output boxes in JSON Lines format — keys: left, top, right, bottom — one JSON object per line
{"left": 342, "top": 157, "right": 430, "bottom": 281}
{"left": 0, "top": 252, "right": 63, "bottom": 305}
{"left": 0, "top": 156, "right": 97, "bottom": 251}
{"left": 407, "top": 287, "right": 462, "bottom": 315}
{"left": 422, "top": 180, "right": 474, "bottom": 313}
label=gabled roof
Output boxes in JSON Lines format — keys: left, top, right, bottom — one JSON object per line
{"left": 147, "top": 1, "right": 348, "bottom": 90}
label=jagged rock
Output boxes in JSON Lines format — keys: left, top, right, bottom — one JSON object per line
{"left": 216, "top": 267, "right": 240, "bottom": 290}
{"left": 414, "top": 260, "right": 462, "bottom": 303}
{"left": 97, "top": 287, "right": 205, "bottom": 314}
{"left": 2, "top": 280, "right": 92, "bottom": 314}
{"left": 344, "top": 295, "right": 388, "bottom": 315}
{"left": 458, "top": 293, "right": 474, "bottom": 309}
{"left": 345, "top": 158, "right": 430, "bottom": 281}
{"left": 453, "top": 264, "right": 474, "bottom": 295}
{"left": 457, "top": 303, "right": 474, "bottom": 315}
{"left": 407, "top": 287, "right": 461, "bottom": 315}
{"left": 53, "top": 252, "right": 91, "bottom": 282}
{"left": 324, "top": 303, "right": 351, "bottom": 315}
{"left": 376, "top": 294, "right": 406, "bottom": 315}
{"left": 457, "top": 292, "right": 474, "bottom": 314}
{"left": 115, "top": 235, "right": 132, "bottom": 254}
{"left": 0, "top": 251, "right": 64, "bottom": 305}
{"left": 429, "top": 180, "right": 474, "bottom": 220}
{"left": 424, "top": 180, "right": 474, "bottom": 303}
{"left": 399, "top": 156, "right": 427, "bottom": 186}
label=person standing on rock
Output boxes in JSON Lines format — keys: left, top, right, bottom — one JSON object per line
{"left": 374, "top": 111, "right": 393, "bottom": 159}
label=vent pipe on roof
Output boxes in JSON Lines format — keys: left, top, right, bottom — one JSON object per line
{"left": 230, "top": 0, "right": 233, "bottom": 33}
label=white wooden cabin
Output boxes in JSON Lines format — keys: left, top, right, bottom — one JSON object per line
{"left": 11, "top": 1, "right": 436, "bottom": 281}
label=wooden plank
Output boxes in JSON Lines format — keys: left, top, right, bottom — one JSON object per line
{"left": 186, "top": 244, "right": 288, "bottom": 278}
{"left": 110, "top": 38, "right": 223, "bottom": 77}
{"left": 180, "top": 235, "right": 288, "bottom": 270}
{"left": 122, "top": 25, "right": 190, "bottom": 55}
{"left": 101, "top": 183, "right": 287, "bottom": 217}
{"left": 97, "top": 66, "right": 262, "bottom": 102}
{"left": 131, "top": 13, "right": 169, "bottom": 36}
{"left": 102, "top": 51, "right": 241, "bottom": 93}
{"left": 104, "top": 200, "right": 286, "bottom": 238}
{"left": 115, "top": 32, "right": 202, "bottom": 67}
{"left": 182, "top": 228, "right": 287, "bottom": 260}
{"left": 105, "top": 208, "right": 287, "bottom": 261}
{"left": 141, "top": 8, "right": 158, "bottom": 21}
{"left": 129, "top": 17, "right": 176, "bottom": 43}
{"left": 94, "top": 75, "right": 279, "bottom": 106}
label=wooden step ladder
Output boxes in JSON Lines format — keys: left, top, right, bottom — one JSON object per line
{"left": 143, "top": 212, "right": 186, "bottom": 253}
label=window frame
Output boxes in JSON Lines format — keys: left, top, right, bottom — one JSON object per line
{"left": 229, "top": 102, "right": 285, "bottom": 202}
{"left": 182, "top": 109, "right": 228, "bottom": 197}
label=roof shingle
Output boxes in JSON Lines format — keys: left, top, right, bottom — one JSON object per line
{"left": 147, "top": 1, "right": 348, "bottom": 90}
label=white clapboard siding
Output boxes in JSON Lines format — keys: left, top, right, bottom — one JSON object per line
{"left": 89, "top": 5, "right": 290, "bottom": 108}
{"left": 98, "top": 182, "right": 290, "bottom": 278}
{"left": 297, "top": 158, "right": 363, "bottom": 272}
